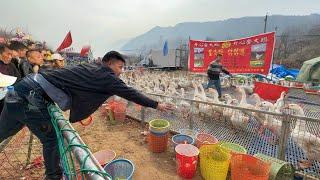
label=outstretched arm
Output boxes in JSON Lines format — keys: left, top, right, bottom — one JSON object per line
{"left": 109, "top": 78, "right": 173, "bottom": 111}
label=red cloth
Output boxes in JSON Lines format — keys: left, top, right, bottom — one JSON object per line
{"left": 56, "top": 31, "right": 72, "bottom": 51}
{"left": 80, "top": 45, "right": 91, "bottom": 57}
{"left": 254, "top": 81, "right": 289, "bottom": 101}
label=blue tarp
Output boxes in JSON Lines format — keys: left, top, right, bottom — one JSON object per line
{"left": 270, "top": 64, "right": 299, "bottom": 79}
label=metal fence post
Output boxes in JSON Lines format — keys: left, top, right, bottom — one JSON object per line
{"left": 25, "top": 134, "right": 34, "bottom": 166}
{"left": 141, "top": 106, "right": 146, "bottom": 125}
{"left": 189, "top": 101, "right": 194, "bottom": 129}
{"left": 277, "top": 114, "right": 291, "bottom": 160}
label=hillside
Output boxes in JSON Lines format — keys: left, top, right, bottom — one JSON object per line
{"left": 121, "top": 14, "right": 320, "bottom": 68}
{"left": 274, "top": 25, "right": 320, "bottom": 68}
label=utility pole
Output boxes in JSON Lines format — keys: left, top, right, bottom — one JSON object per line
{"left": 264, "top": 13, "right": 268, "bottom": 33}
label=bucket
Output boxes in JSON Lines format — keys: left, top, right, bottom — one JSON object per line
{"left": 93, "top": 149, "right": 116, "bottom": 167}
{"left": 171, "top": 134, "right": 194, "bottom": 149}
{"left": 104, "top": 158, "right": 135, "bottom": 180}
{"left": 199, "top": 144, "right": 231, "bottom": 180}
{"left": 149, "top": 119, "right": 170, "bottom": 134}
{"left": 178, "top": 129, "right": 198, "bottom": 139}
{"left": 254, "top": 153, "right": 294, "bottom": 180}
{"left": 79, "top": 116, "right": 93, "bottom": 126}
{"left": 196, "top": 133, "right": 219, "bottom": 148}
{"left": 231, "top": 154, "right": 271, "bottom": 180}
{"left": 220, "top": 142, "right": 247, "bottom": 154}
{"left": 175, "top": 144, "right": 199, "bottom": 179}
{"left": 148, "top": 131, "right": 168, "bottom": 153}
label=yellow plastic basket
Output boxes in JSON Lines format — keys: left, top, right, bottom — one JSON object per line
{"left": 199, "top": 144, "right": 231, "bottom": 180}
{"left": 219, "top": 142, "right": 247, "bottom": 154}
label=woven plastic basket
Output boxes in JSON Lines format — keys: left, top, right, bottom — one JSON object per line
{"left": 149, "top": 119, "right": 170, "bottom": 134}
{"left": 219, "top": 142, "right": 247, "bottom": 154}
{"left": 199, "top": 144, "right": 230, "bottom": 180}
{"left": 231, "top": 154, "right": 271, "bottom": 180}
{"left": 104, "top": 158, "right": 135, "bottom": 180}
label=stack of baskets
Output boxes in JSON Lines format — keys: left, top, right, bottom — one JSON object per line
{"left": 148, "top": 119, "right": 170, "bottom": 153}
{"left": 198, "top": 140, "right": 272, "bottom": 180}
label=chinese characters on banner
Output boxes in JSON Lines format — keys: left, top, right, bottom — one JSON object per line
{"left": 188, "top": 32, "right": 275, "bottom": 75}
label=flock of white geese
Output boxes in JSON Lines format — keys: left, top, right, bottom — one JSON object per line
{"left": 121, "top": 71, "right": 320, "bottom": 169}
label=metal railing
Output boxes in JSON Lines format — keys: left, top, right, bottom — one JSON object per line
{"left": 48, "top": 104, "right": 110, "bottom": 180}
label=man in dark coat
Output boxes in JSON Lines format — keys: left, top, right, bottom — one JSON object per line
{"left": 0, "top": 44, "right": 21, "bottom": 110}
{"left": 0, "top": 50, "right": 172, "bottom": 179}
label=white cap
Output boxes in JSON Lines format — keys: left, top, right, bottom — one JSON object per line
{"left": 0, "top": 73, "right": 17, "bottom": 87}
{"left": 52, "top": 53, "right": 64, "bottom": 60}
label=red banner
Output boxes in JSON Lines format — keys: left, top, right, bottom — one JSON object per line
{"left": 188, "top": 32, "right": 275, "bottom": 75}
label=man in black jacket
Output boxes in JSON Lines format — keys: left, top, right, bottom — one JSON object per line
{"left": 0, "top": 50, "right": 172, "bottom": 179}
{"left": 0, "top": 44, "right": 21, "bottom": 111}
{"left": 205, "top": 54, "right": 231, "bottom": 98}
{"left": 8, "top": 41, "right": 28, "bottom": 70}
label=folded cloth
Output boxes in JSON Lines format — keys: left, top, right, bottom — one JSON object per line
{"left": 30, "top": 73, "right": 71, "bottom": 111}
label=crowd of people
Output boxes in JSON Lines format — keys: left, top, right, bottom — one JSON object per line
{"left": 0, "top": 40, "right": 66, "bottom": 111}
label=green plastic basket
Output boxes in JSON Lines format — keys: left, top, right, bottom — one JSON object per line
{"left": 254, "top": 153, "right": 294, "bottom": 180}
{"left": 219, "top": 142, "right": 247, "bottom": 154}
{"left": 149, "top": 119, "right": 170, "bottom": 133}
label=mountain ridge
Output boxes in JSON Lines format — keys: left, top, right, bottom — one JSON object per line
{"left": 121, "top": 14, "right": 320, "bottom": 52}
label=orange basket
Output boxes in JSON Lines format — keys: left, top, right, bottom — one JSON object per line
{"left": 79, "top": 116, "right": 93, "bottom": 126}
{"left": 113, "top": 109, "right": 126, "bottom": 122}
{"left": 109, "top": 100, "right": 127, "bottom": 122}
{"left": 196, "top": 133, "right": 219, "bottom": 148}
{"left": 147, "top": 131, "right": 169, "bottom": 153}
{"left": 231, "top": 154, "right": 271, "bottom": 180}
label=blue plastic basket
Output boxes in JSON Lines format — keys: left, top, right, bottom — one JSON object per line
{"left": 103, "top": 158, "right": 135, "bottom": 180}
{"left": 172, "top": 134, "right": 194, "bottom": 148}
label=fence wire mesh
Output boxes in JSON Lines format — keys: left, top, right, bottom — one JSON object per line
{"left": 0, "top": 128, "right": 43, "bottom": 179}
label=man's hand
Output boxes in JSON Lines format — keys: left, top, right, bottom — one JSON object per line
{"left": 157, "top": 103, "right": 175, "bottom": 112}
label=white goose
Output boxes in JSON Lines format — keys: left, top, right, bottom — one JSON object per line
{"left": 237, "top": 86, "right": 256, "bottom": 116}
{"left": 258, "top": 101, "right": 283, "bottom": 142}
{"left": 274, "top": 91, "right": 286, "bottom": 112}
{"left": 222, "top": 94, "right": 236, "bottom": 121}
{"left": 230, "top": 99, "right": 250, "bottom": 131}
{"left": 288, "top": 103, "right": 320, "bottom": 169}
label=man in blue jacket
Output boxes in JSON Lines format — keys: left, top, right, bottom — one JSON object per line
{"left": 0, "top": 51, "right": 173, "bottom": 179}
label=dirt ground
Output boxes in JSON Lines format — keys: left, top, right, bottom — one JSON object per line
{"left": 73, "top": 110, "right": 203, "bottom": 180}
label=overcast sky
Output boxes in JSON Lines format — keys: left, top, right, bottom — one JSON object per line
{"left": 1, "top": 0, "right": 319, "bottom": 56}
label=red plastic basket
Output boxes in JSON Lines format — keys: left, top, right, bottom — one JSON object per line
{"left": 175, "top": 144, "right": 199, "bottom": 179}
{"left": 109, "top": 100, "right": 127, "bottom": 122}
